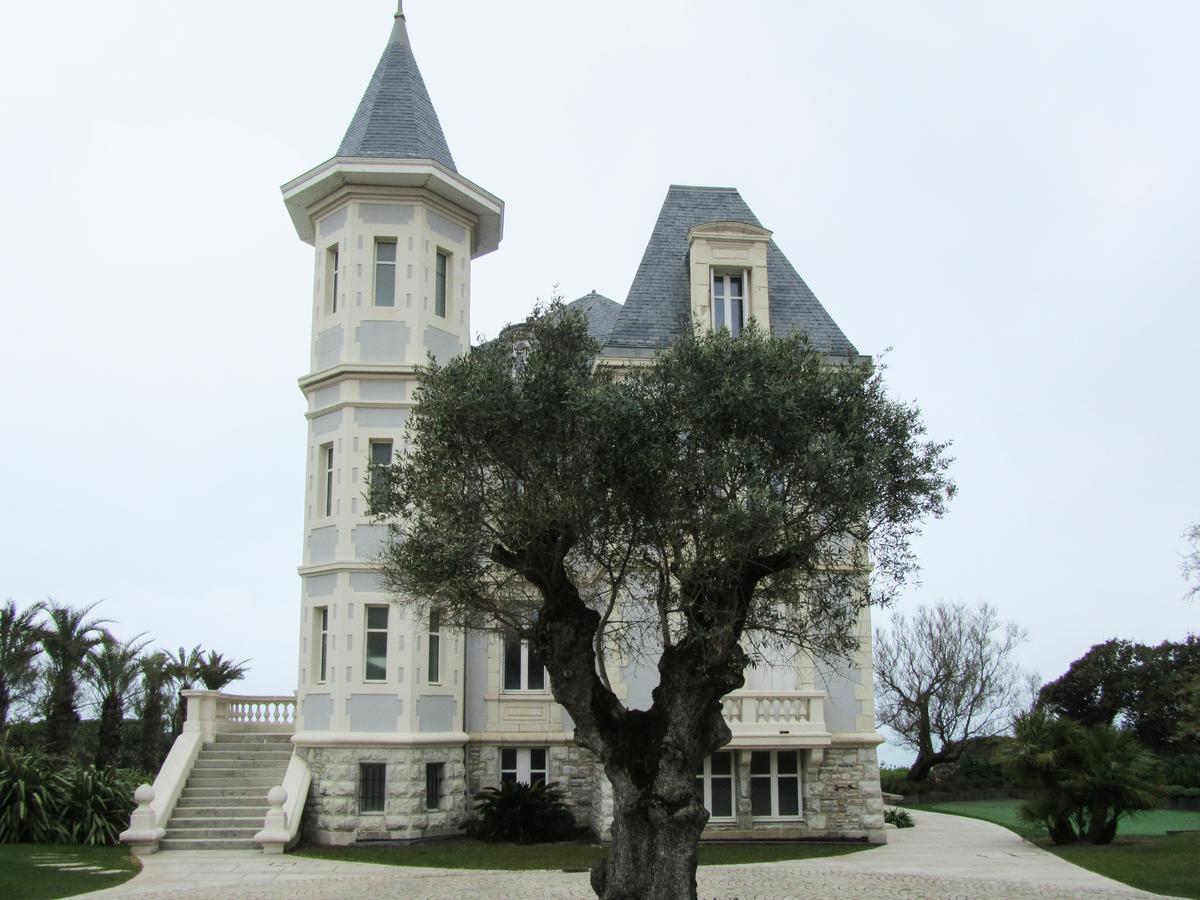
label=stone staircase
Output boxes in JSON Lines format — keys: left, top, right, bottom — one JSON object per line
{"left": 162, "top": 733, "right": 292, "bottom": 850}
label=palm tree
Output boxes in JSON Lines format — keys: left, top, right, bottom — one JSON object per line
{"left": 41, "top": 600, "right": 109, "bottom": 755}
{"left": 88, "top": 631, "right": 149, "bottom": 769}
{"left": 165, "top": 645, "right": 203, "bottom": 738}
{"left": 1072, "top": 724, "right": 1162, "bottom": 844}
{"left": 0, "top": 600, "right": 46, "bottom": 736}
{"left": 195, "top": 650, "right": 250, "bottom": 691}
{"left": 136, "top": 651, "right": 172, "bottom": 772}
{"left": 1000, "top": 707, "right": 1085, "bottom": 844}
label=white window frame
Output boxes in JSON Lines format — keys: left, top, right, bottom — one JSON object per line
{"left": 314, "top": 606, "right": 328, "bottom": 683}
{"left": 434, "top": 249, "right": 449, "bottom": 318}
{"left": 374, "top": 238, "right": 397, "bottom": 307}
{"left": 711, "top": 269, "right": 748, "bottom": 336}
{"left": 501, "top": 635, "right": 547, "bottom": 693}
{"left": 318, "top": 443, "right": 334, "bottom": 518}
{"left": 363, "top": 605, "right": 389, "bottom": 683}
{"left": 500, "top": 747, "right": 548, "bottom": 785}
{"left": 427, "top": 608, "right": 442, "bottom": 684}
{"left": 695, "top": 751, "right": 736, "bottom": 821}
{"left": 749, "top": 750, "right": 802, "bottom": 820}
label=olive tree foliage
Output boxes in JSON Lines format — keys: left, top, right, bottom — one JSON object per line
{"left": 371, "top": 307, "right": 953, "bottom": 900}
{"left": 875, "top": 601, "right": 1029, "bottom": 782}
{"left": 1184, "top": 522, "right": 1200, "bottom": 603}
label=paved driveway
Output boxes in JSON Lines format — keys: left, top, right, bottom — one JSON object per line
{"left": 84, "top": 811, "right": 1169, "bottom": 899}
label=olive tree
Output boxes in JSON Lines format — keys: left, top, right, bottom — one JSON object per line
{"left": 874, "top": 601, "right": 1029, "bottom": 782}
{"left": 371, "top": 308, "right": 953, "bottom": 900}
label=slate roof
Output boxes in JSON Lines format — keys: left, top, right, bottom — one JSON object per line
{"left": 337, "top": 11, "right": 457, "bottom": 171}
{"left": 566, "top": 291, "right": 623, "bottom": 345}
{"left": 603, "top": 185, "right": 856, "bottom": 357}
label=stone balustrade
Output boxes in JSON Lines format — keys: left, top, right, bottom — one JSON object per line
{"left": 720, "top": 690, "right": 829, "bottom": 744}
{"left": 219, "top": 694, "right": 297, "bottom": 733}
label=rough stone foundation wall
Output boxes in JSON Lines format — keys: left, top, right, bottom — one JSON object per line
{"left": 802, "top": 745, "right": 886, "bottom": 841}
{"left": 301, "top": 744, "right": 467, "bottom": 845}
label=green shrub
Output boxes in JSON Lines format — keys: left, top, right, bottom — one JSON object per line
{"left": 469, "top": 781, "right": 577, "bottom": 843}
{"left": 57, "top": 764, "right": 139, "bottom": 846}
{"left": 884, "top": 807, "right": 915, "bottom": 828}
{"left": 0, "top": 745, "right": 139, "bottom": 845}
{"left": 0, "top": 747, "right": 65, "bottom": 843}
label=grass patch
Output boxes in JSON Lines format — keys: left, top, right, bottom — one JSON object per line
{"left": 908, "top": 800, "right": 1200, "bottom": 899}
{"left": 296, "top": 838, "right": 872, "bottom": 871}
{"left": 0, "top": 844, "right": 140, "bottom": 900}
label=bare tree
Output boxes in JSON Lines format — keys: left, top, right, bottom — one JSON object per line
{"left": 1184, "top": 523, "right": 1200, "bottom": 602}
{"left": 875, "top": 601, "right": 1027, "bottom": 782}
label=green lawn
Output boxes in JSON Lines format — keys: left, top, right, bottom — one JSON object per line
{"left": 908, "top": 800, "right": 1200, "bottom": 899}
{"left": 0, "top": 844, "right": 140, "bottom": 900}
{"left": 297, "top": 838, "right": 872, "bottom": 871}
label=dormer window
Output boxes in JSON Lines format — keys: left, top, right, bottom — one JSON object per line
{"left": 712, "top": 271, "right": 747, "bottom": 336}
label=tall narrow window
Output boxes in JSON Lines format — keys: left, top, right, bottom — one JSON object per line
{"left": 502, "top": 635, "right": 546, "bottom": 692}
{"left": 359, "top": 762, "right": 385, "bottom": 813}
{"left": 694, "top": 751, "right": 734, "bottom": 820}
{"left": 425, "top": 762, "right": 444, "bottom": 809}
{"left": 368, "top": 439, "right": 393, "bottom": 496}
{"left": 326, "top": 246, "right": 339, "bottom": 314}
{"left": 315, "top": 606, "right": 328, "bottom": 683}
{"left": 434, "top": 251, "right": 448, "bottom": 317}
{"left": 750, "top": 750, "right": 801, "bottom": 819}
{"left": 500, "top": 747, "right": 547, "bottom": 785}
{"left": 427, "top": 608, "right": 441, "bottom": 684}
{"left": 374, "top": 239, "right": 397, "bottom": 307}
{"left": 712, "top": 271, "right": 746, "bottom": 336}
{"left": 318, "top": 443, "right": 334, "bottom": 518}
{"left": 364, "top": 606, "right": 388, "bottom": 682}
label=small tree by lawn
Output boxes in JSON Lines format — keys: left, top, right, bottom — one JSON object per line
{"left": 874, "top": 601, "right": 1029, "bottom": 782}
{"left": 371, "top": 308, "right": 953, "bottom": 899}
{"left": 88, "top": 632, "right": 148, "bottom": 769}
{"left": 41, "top": 601, "right": 108, "bottom": 756}
{"left": 0, "top": 600, "right": 45, "bottom": 737}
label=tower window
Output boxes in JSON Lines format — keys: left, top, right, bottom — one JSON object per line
{"left": 502, "top": 634, "right": 546, "bottom": 692}
{"left": 694, "top": 751, "right": 735, "bottom": 820}
{"left": 314, "top": 606, "right": 328, "bottom": 683}
{"left": 427, "top": 608, "right": 442, "bottom": 684}
{"left": 425, "top": 762, "right": 444, "bottom": 810}
{"left": 368, "top": 439, "right": 393, "bottom": 497}
{"left": 364, "top": 605, "right": 388, "bottom": 682}
{"left": 435, "top": 251, "right": 448, "bottom": 318}
{"left": 375, "top": 239, "right": 397, "bottom": 307}
{"left": 750, "top": 750, "right": 801, "bottom": 819}
{"left": 712, "top": 271, "right": 746, "bottom": 336}
{"left": 318, "top": 443, "right": 334, "bottom": 518}
{"left": 326, "top": 246, "right": 339, "bottom": 314}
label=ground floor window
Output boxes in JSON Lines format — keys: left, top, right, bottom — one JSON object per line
{"left": 426, "top": 762, "right": 444, "bottom": 809}
{"left": 359, "top": 762, "right": 385, "bottom": 813}
{"left": 694, "top": 751, "right": 735, "bottom": 820}
{"left": 500, "top": 747, "right": 547, "bottom": 785}
{"left": 750, "top": 750, "right": 801, "bottom": 818}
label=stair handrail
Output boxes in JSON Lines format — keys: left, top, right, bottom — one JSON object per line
{"left": 254, "top": 751, "right": 311, "bottom": 854}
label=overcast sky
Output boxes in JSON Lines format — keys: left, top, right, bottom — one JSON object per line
{"left": 1, "top": 1, "right": 1196, "bottom": 762}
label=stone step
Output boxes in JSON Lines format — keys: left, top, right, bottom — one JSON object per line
{"left": 193, "top": 757, "right": 291, "bottom": 770}
{"left": 167, "top": 816, "right": 265, "bottom": 829}
{"left": 171, "top": 803, "right": 270, "bottom": 817}
{"left": 198, "top": 749, "right": 293, "bottom": 760}
{"left": 213, "top": 733, "right": 292, "bottom": 744}
{"left": 159, "top": 838, "right": 258, "bottom": 851}
{"left": 179, "top": 786, "right": 273, "bottom": 800}
{"left": 186, "top": 772, "right": 284, "bottom": 785}
{"left": 165, "top": 826, "right": 260, "bottom": 840}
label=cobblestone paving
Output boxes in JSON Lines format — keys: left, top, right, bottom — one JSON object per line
{"left": 87, "top": 811, "right": 1169, "bottom": 900}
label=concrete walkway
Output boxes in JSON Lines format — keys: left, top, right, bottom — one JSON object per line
{"left": 84, "top": 811, "right": 1172, "bottom": 899}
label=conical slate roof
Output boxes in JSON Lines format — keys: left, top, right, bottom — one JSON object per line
{"left": 337, "top": 7, "right": 457, "bottom": 172}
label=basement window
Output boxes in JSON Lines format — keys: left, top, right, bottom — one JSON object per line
{"left": 359, "top": 763, "right": 385, "bottom": 813}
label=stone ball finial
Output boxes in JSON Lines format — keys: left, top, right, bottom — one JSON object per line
{"left": 134, "top": 784, "right": 155, "bottom": 806}
{"left": 267, "top": 786, "right": 288, "bottom": 808}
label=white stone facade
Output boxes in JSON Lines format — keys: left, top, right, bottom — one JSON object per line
{"left": 281, "top": 7, "right": 887, "bottom": 848}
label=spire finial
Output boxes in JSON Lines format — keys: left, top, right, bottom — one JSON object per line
{"left": 389, "top": 0, "right": 409, "bottom": 44}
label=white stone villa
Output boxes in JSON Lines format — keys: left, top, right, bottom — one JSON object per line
{"left": 122, "top": 4, "right": 885, "bottom": 855}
